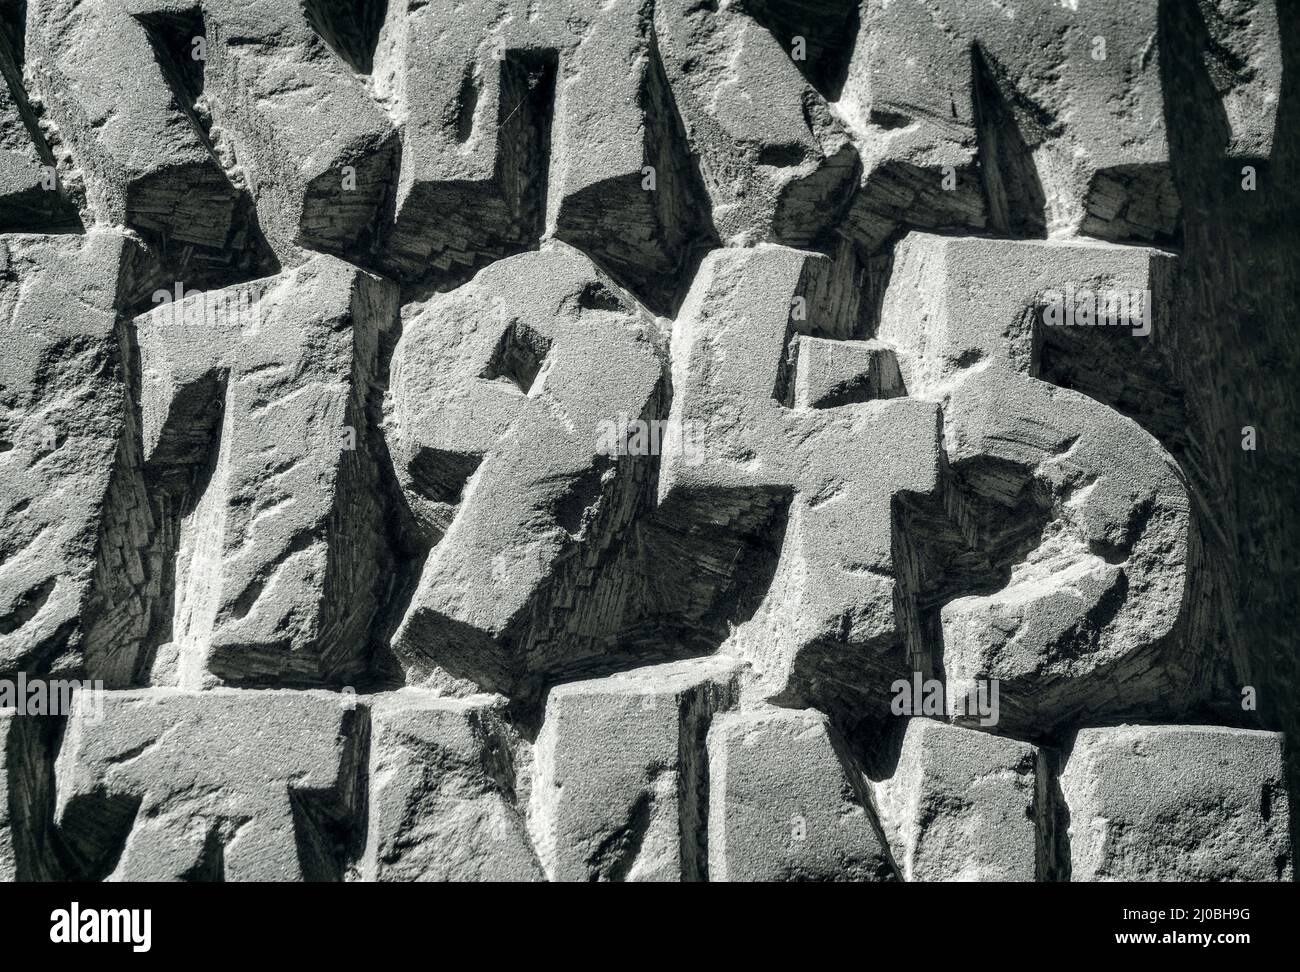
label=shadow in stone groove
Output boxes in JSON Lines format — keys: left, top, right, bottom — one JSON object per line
{"left": 137, "top": 7, "right": 206, "bottom": 107}
{"left": 552, "top": 22, "right": 719, "bottom": 317}
{"left": 971, "top": 43, "right": 1047, "bottom": 239}
{"left": 1047, "top": 736, "right": 1072, "bottom": 882}
{"left": 179, "top": 827, "right": 225, "bottom": 882}
{"left": 0, "top": 1, "right": 24, "bottom": 65}
{"left": 130, "top": 8, "right": 282, "bottom": 302}
{"left": 893, "top": 454, "right": 1054, "bottom": 682}
{"left": 386, "top": 49, "right": 559, "bottom": 304}
{"left": 587, "top": 787, "right": 654, "bottom": 881}
{"left": 128, "top": 365, "right": 229, "bottom": 684}
{"left": 0, "top": 2, "right": 84, "bottom": 233}
{"left": 5, "top": 714, "right": 81, "bottom": 880}
{"left": 736, "top": 0, "right": 859, "bottom": 101}
{"left": 361, "top": 295, "right": 469, "bottom": 693}
{"left": 847, "top": 712, "right": 908, "bottom": 783}
{"left": 301, "top": 0, "right": 389, "bottom": 75}
{"left": 291, "top": 706, "right": 370, "bottom": 882}
{"left": 1033, "top": 294, "right": 1192, "bottom": 459}
{"left": 52, "top": 786, "right": 141, "bottom": 882}
{"left": 1154, "top": 0, "right": 1300, "bottom": 865}
{"left": 626, "top": 487, "right": 792, "bottom": 645}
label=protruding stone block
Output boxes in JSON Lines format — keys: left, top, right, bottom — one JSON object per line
{"left": 659, "top": 245, "right": 941, "bottom": 718}
{"left": 939, "top": 366, "right": 1191, "bottom": 733}
{"left": 1061, "top": 725, "right": 1291, "bottom": 882}
{"left": 840, "top": 0, "right": 1281, "bottom": 241}
{"left": 707, "top": 707, "right": 896, "bottom": 882}
{"left": 374, "top": 0, "right": 710, "bottom": 310}
{"left": 529, "top": 657, "right": 743, "bottom": 882}
{"left": 874, "top": 719, "right": 1050, "bottom": 881}
{"left": 54, "top": 688, "right": 367, "bottom": 881}
{"left": 877, "top": 234, "right": 1191, "bottom": 734}
{"left": 28, "top": 0, "right": 397, "bottom": 265}
{"left": 0, "top": 25, "right": 79, "bottom": 231}
{"left": 132, "top": 256, "right": 398, "bottom": 687}
{"left": 385, "top": 242, "right": 664, "bottom": 696}
{"left": 793, "top": 337, "right": 903, "bottom": 408}
{"left": 878, "top": 233, "right": 1177, "bottom": 397}
{"left": 200, "top": 0, "right": 399, "bottom": 262}
{"left": 0, "top": 231, "right": 135, "bottom": 681}
{"left": 654, "top": 2, "right": 858, "bottom": 249}
{"left": 27, "top": 0, "right": 238, "bottom": 247}
{"left": 363, "top": 691, "right": 543, "bottom": 882}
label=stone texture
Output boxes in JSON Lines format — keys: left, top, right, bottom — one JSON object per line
{"left": 1061, "top": 725, "right": 1291, "bottom": 881}
{"left": 707, "top": 706, "right": 896, "bottom": 882}
{"left": 0, "top": 702, "right": 71, "bottom": 881}
{"left": 658, "top": 243, "right": 941, "bottom": 720}
{"left": 373, "top": 0, "right": 711, "bottom": 311}
{"left": 384, "top": 242, "right": 664, "bottom": 697}
{"left": 529, "top": 657, "right": 742, "bottom": 881}
{"left": 27, "top": 0, "right": 397, "bottom": 268}
{"left": 128, "top": 256, "right": 398, "bottom": 688}
{"left": 0, "top": 230, "right": 134, "bottom": 681}
{"left": 0, "top": 1, "right": 1292, "bottom": 885}
{"left": 838, "top": 0, "right": 1280, "bottom": 244}
{"left": 363, "top": 690, "right": 542, "bottom": 882}
{"left": 54, "top": 688, "right": 367, "bottom": 881}
{"left": 198, "top": 0, "right": 399, "bottom": 263}
{"left": 26, "top": 0, "right": 239, "bottom": 249}
{"left": 654, "top": 0, "right": 857, "bottom": 250}
{"left": 0, "top": 709, "right": 12, "bottom": 880}
{"left": 0, "top": 18, "right": 78, "bottom": 232}
{"left": 878, "top": 233, "right": 1193, "bottom": 734}
{"left": 792, "top": 337, "right": 903, "bottom": 409}
{"left": 873, "top": 719, "right": 1050, "bottom": 881}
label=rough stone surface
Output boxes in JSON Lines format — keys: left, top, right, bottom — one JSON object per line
{"left": 878, "top": 233, "right": 1194, "bottom": 735}
{"left": 54, "top": 688, "right": 367, "bottom": 881}
{"left": 707, "top": 706, "right": 896, "bottom": 882}
{"left": 26, "top": 0, "right": 238, "bottom": 251}
{"left": 658, "top": 243, "right": 942, "bottom": 720}
{"left": 839, "top": 0, "right": 1279, "bottom": 244}
{"left": 384, "top": 242, "right": 663, "bottom": 697}
{"left": 529, "top": 656, "right": 742, "bottom": 881}
{"left": 873, "top": 719, "right": 1050, "bottom": 881}
{"left": 0, "top": 16, "right": 77, "bottom": 232}
{"left": 374, "top": 0, "right": 712, "bottom": 312}
{"left": 1061, "top": 725, "right": 1291, "bottom": 882}
{"left": 0, "top": 1, "right": 1293, "bottom": 883}
{"left": 363, "top": 690, "right": 542, "bottom": 882}
{"left": 0, "top": 231, "right": 133, "bottom": 681}
{"left": 0, "top": 705, "right": 60, "bottom": 881}
{"left": 125, "top": 256, "right": 398, "bottom": 689}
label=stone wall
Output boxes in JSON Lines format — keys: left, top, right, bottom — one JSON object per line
{"left": 0, "top": 0, "right": 1294, "bottom": 881}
